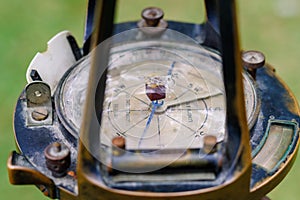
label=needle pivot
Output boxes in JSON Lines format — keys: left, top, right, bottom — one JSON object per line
{"left": 145, "top": 76, "right": 166, "bottom": 101}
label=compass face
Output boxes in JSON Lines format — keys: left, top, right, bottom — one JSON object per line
{"left": 56, "top": 39, "right": 258, "bottom": 151}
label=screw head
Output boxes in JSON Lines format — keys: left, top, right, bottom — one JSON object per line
{"left": 242, "top": 50, "right": 265, "bottom": 70}
{"left": 31, "top": 107, "right": 49, "bottom": 121}
{"left": 141, "top": 7, "right": 164, "bottom": 27}
{"left": 26, "top": 82, "right": 51, "bottom": 105}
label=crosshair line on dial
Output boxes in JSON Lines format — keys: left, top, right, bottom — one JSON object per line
{"left": 107, "top": 109, "right": 149, "bottom": 113}
{"left": 157, "top": 115, "right": 162, "bottom": 148}
{"left": 172, "top": 88, "right": 190, "bottom": 101}
{"left": 165, "top": 115, "right": 197, "bottom": 133}
{"left": 108, "top": 114, "right": 149, "bottom": 136}
{"left": 122, "top": 90, "right": 149, "bottom": 106}
{"left": 165, "top": 99, "right": 209, "bottom": 136}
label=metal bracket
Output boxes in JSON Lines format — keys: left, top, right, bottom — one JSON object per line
{"left": 25, "top": 81, "right": 53, "bottom": 126}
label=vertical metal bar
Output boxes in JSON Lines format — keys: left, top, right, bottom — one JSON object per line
{"left": 91, "top": 0, "right": 116, "bottom": 47}
{"left": 78, "top": 0, "right": 116, "bottom": 186}
{"left": 90, "top": 0, "right": 116, "bottom": 130}
{"left": 82, "top": 0, "right": 116, "bottom": 149}
{"left": 203, "top": 0, "right": 221, "bottom": 52}
{"left": 83, "top": 0, "right": 116, "bottom": 55}
{"left": 219, "top": 0, "right": 251, "bottom": 181}
{"left": 204, "top": 0, "right": 220, "bottom": 33}
{"left": 84, "top": 0, "right": 97, "bottom": 42}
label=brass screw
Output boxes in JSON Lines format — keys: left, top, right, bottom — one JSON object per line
{"left": 32, "top": 107, "right": 49, "bottom": 121}
{"left": 242, "top": 50, "right": 265, "bottom": 79}
{"left": 141, "top": 7, "right": 164, "bottom": 27}
{"left": 112, "top": 136, "right": 126, "bottom": 156}
{"left": 44, "top": 142, "right": 71, "bottom": 177}
{"left": 112, "top": 136, "right": 126, "bottom": 149}
{"left": 203, "top": 135, "right": 217, "bottom": 154}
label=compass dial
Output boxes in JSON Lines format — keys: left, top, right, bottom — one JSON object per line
{"left": 102, "top": 53, "right": 224, "bottom": 150}
{"left": 56, "top": 40, "right": 259, "bottom": 151}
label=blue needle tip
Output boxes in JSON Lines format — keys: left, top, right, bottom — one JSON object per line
{"left": 138, "top": 100, "right": 164, "bottom": 148}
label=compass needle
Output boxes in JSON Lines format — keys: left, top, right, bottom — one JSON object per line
{"left": 138, "top": 101, "right": 160, "bottom": 147}
{"left": 167, "top": 61, "right": 176, "bottom": 76}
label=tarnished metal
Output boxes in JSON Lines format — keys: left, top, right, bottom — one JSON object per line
{"left": 138, "top": 7, "right": 168, "bottom": 28}
{"left": 44, "top": 142, "right": 71, "bottom": 178}
{"left": 26, "top": 81, "right": 51, "bottom": 105}
{"left": 137, "top": 7, "right": 168, "bottom": 35}
{"left": 252, "top": 118, "right": 298, "bottom": 172}
{"left": 7, "top": 151, "right": 58, "bottom": 199}
{"left": 31, "top": 107, "right": 49, "bottom": 121}
{"left": 25, "top": 81, "right": 53, "bottom": 126}
{"left": 141, "top": 7, "right": 164, "bottom": 27}
{"left": 242, "top": 50, "right": 265, "bottom": 79}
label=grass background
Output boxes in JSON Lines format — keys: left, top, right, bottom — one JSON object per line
{"left": 0, "top": 0, "right": 299, "bottom": 199}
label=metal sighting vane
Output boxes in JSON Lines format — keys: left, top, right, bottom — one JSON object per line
{"left": 7, "top": 0, "right": 300, "bottom": 200}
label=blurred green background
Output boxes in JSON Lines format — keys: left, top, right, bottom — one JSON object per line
{"left": 0, "top": 0, "right": 299, "bottom": 199}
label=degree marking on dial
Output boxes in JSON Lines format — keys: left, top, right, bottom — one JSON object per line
{"left": 107, "top": 109, "right": 149, "bottom": 113}
{"left": 198, "top": 99, "right": 208, "bottom": 131}
{"left": 157, "top": 115, "right": 162, "bottom": 148}
{"left": 185, "top": 99, "right": 209, "bottom": 138}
